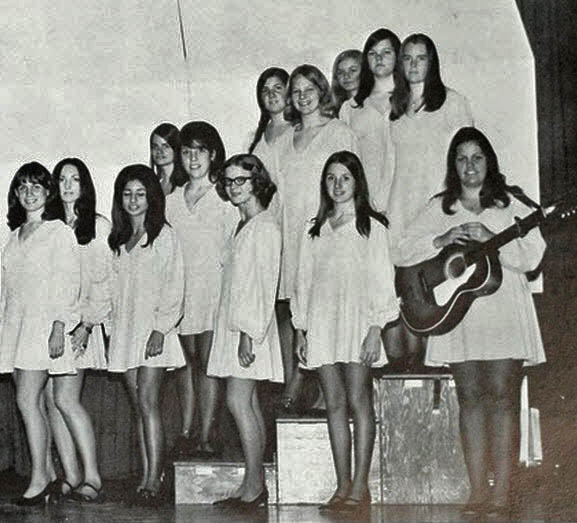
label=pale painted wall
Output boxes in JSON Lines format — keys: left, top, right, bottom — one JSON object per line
{"left": 0, "top": 0, "right": 537, "bottom": 242}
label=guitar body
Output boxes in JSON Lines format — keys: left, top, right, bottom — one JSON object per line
{"left": 395, "top": 244, "right": 503, "bottom": 335}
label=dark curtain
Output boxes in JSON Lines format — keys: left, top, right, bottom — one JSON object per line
{"left": 1, "top": 0, "right": 576, "bottom": 480}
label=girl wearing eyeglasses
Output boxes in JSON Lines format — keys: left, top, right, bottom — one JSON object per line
{"left": 0, "top": 162, "right": 81, "bottom": 505}
{"left": 165, "top": 121, "right": 237, "bottom": 458}
{"left": 208, "top": 154, "right": 282, "bottom": 511}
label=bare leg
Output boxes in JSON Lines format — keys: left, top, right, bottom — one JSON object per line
{"left": 451, "top": 361, "right": 489, "bottom": 505}
{"left": 317, "top": 364, "right": 351, "bottom": 500}
{"left": 276, "top": 301, "right": 303, "bottom": 406}
{"left": 344, "top": 363, "right": 375, "bottom": 501}
{"left": 45, "top": 379, "right": 82, "bottom": 492}
{"left": 40, "top": 386, "right": 57, "bottom": 482}
{"left": 14, "top": 369, "right": 51, "bottom": 498}
{"left": 53, "top": 371, "right": 102, "bottom": 497}
{"left": 484, "top": 359, "right": 523, "bottom": 507}
{"left": 176, "top": 334, "right": 196, "bottom": 439}
{"left": 137, "top": 366, "right": 166, "bottom": 494}
{"left": 196, "top": 331, "right": 220, "bottom": 452}
{"left": 123, "top": 369, "right": 147, "bottom": 491}
{"left": 227, "top": 377, "right": 265, "bottom": 501}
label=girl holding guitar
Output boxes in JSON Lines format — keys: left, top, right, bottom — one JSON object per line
{"left": 396, "top": 127, "right": 546, "bottom": 518}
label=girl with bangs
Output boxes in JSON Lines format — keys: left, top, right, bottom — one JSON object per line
{"left": 107, "top": 164, "right": 185, "bottom": 504}
{"left": 0, "top": 162, "right": 81, "bottom": 505}
{"left": 339, "top": 28, "right": 401, "bottom": 212}
{"left": 293, "top": 150, "right": 398, "bottom": 516}
{"left": 165, "top": 121, "right": 237, "bottom": 458}
{"left": 40, "top": 158, "right": 109, "bottom": 503}
{"left": 276, "top": 64, "right": 360, "bottom": 413}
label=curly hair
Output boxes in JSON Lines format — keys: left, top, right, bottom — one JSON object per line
{"left": 49, "top": 158, "right": 97, "bottom": 245}
{"left": 213, "top": 154, "right": 277, "bottom": 209}
{"left": 7, "top": 162, "right": 54, "bottom": 230}
{"left": 108, "top": 164, "right": 167, "bottom": 255}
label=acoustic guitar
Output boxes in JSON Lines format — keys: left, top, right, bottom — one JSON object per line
{"left": 395, "top": 199, "right": 577, "bottom": 336}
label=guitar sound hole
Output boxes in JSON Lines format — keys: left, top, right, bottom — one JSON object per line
{"left": 445, "top": 255, "right": 467, "bottom": 279}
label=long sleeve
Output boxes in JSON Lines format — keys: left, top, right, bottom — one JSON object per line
{"left": 367, "top": 221, "right": 400, "bottom": 326}
{"left": 152, "top": 227, "right": 185, "bottom": 334}
{"left": 50, "top": 224, "right": 81, "bottom": 326}
{"left": 498, "top": 200, "right": 546, "bottom": 273}
{"left": 291, "top": 224, "right": 315, "bottom": 330}
{"left": 228, "top": 218, "right": 281, "bottom": 344}
{"left": 80, "top": 217, "right": 112, "bottom": 325}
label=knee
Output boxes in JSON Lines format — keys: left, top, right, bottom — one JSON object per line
{"left": 323, "top": 390, "right": 347, "bottom": 415}
{"left": 54, "top": 389, "right": 81, "bottom": 416}
{"left": 347, "top": 386, "right": 373, "bottom": 416}
{"left": 226, "top": 391, "right": 243, "bottom": 418}
{"left": 456, "top": 385, "right": 485, "bottom": 410}
{"left": 488, "top": 385, "right": 518, "bottom": 411}
{"left": 138, "top": 389, "right": 160, "bottom": 416}
{"left": 16, "top": 388, "right": 36, "bottom": 414}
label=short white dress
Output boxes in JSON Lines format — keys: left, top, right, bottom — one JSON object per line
{"left": 395, "top": 197, "right": 546, "bottom": 366}
{"left": 74, "top": 215, "right": 111, "bottom": 370}
{"left": 387, "top": 88, "right": 473, "bottom": 261}
{"left": 0, "top": 220, "right": 80, "bottom": 374}
{"left": 107, "top": 225, "right": 185, "bottom": 372}
{"left": 276, "top": 118, "right": 360, "bottom": 300}
{"left": 166, "top": 185, "right": 237, "bottom": 335}
{"left": 207, "top": 210, "right": 283, "bottom": 382}
{"left": 339, "top": 86, "right": 395, "bottom": 212}
{"left": 292, "top": 217, "right": 399, "bottom": 369}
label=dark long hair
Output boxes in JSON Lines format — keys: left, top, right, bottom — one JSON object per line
{"left": 285, "top": 64, "right": 336, "bottom": 124}
{"left": 108, "top": 164, "right": 167, "bottom": 255}
{"left": 173, "top": 121, "right": 226, "bottom": 188}
{"left": 309, "top": 151, "right": 388, "bottom": 238}
{"left": 331, "top": 50, "right": 362, "bottom": 112}
{"left": 50, "top": 158, "right": 96, "bottom": 245}
{"left": 7, "top": 162, "right": 54, "bottom": 230}
{"left": 354, "top": 28, "right": 401, "bottom": 109}
{"left": 437, "top": 127, "right": 510, "bottom": 214}
{"left": 214, "top": 154, "right": 277, "bottom": 208}
{"left": 149, "top": 122, "right": 182, "bottom": 191}
{"left": 390, "top": 33, "right": 447, "bottom": 121}
{"left": 248, "top": 67, "right": 289, "bottom": 154}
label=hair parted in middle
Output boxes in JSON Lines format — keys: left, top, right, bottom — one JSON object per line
{"left": 285, "top": 64, "right": 336, "bottom": 124}
{"left": 49, "top": 157, "right": 97, "bottom": 245}
{"left": 308, "top": 150, "right": 389, "bottom": 238}
{"left": 213, "top": 154, "right": 277, "bottom": 209}
{"left": 390, "top": 33, "right": 447, "bottom": 120}
{"left": 436, "top": 126, "right": 510, "bottom": 215}
{"left": 172, "top": 120, "right": 226, "bottom": 188}
{"left": 108, "top": 164, "right": 167, "bottom": 255}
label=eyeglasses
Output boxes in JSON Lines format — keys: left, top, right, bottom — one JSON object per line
{"left": 223, "top": 176, "right": 253, "bottom": 187}
{"left": 16, "top": 184, "right": 46, "bottom": 196}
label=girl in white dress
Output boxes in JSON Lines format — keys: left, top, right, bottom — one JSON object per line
{"left": 149, "top": 123, "right": 181, "bottom": 196}
{"left": 339, "top": 28, "right": 401, "bottom": 212}
{"left": 43, "top": 158, "right": 109, "bottom": 502}
{"left": 248, "top": 67, "right": 291, "bottom": 225}
{"left": 386, "top": 33, "right": 474, "bottom": 366}
{"left": 277, "top": 64, "right": 360, "bottom": 412}
{"left": 396, "top": 128, "right": 546, "bottom": 518}
{"left": 330, "top": 49, "right": 362, "bottom": 113}
{"left": 0, "top": 162, "right": 81, "bottom": 505}
{"left": 208, "top": 154, "right": 282, "bottom": 509}
{"left": 165, "top": 121, "right": 237, "bottom": 457}
{"left": 293, "top": 151, "right": 399, "bottom": 516}
{"left": 107, "top": 165, "right": 185, "bottom": 504}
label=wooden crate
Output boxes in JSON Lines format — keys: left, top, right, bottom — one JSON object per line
{"left": 174, "top": 460, "right": 277, "bottom": 505}
{"left": 276, "top": 416, "right": 381, "bottom": 504}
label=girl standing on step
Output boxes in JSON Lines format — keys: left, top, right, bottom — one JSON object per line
{"left": 208, "top": 154, "right": 283, "bottom": 510}
{"left": 293, "top": 151, "right": 398, "bottom": 516}
{"left": 165, "top": 121, "right": 237, "bottom": 458}
{"left": 107, "top": 164, "right": 185, "bottom": 504}
{"left": 149, "top": 122, "right": 181, "bottom": 196}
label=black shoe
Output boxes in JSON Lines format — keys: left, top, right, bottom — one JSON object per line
{"left": 235, "top": 487, "right": 269, "bottom": 511}
{"left": 12, "top": 483, "right": 53, "bottom": 506}
{"left": 213, "top": 496, "right": 240, "bottom": 507}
